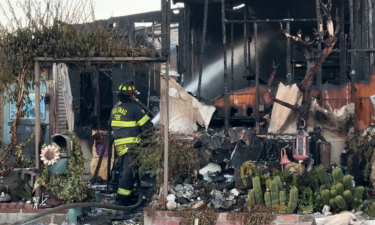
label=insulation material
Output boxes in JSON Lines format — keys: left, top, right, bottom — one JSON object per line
{"left": 267, "top": 83, "right": 302, "bottom": 135}
{"left": 160, "top": 77, "right": 216, "bottom": 135}
{"left": 309, "top": 99, "right": 355, "bottom": 134}
{"left": 169, "top": 88, "right": 180, "bottom": 99}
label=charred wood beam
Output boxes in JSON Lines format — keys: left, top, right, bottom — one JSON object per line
{"left": 254, "top": 22, "right": 260, "bottom": 131}
{"left": 178, "top": 10, "right": 185, "bottom": 76}
{"left": 221, "top": 0, "right": 229, "bottom": 131}
{"left": 247, "top": 34, "right": 251, "bottom": 81}
{"left": 225, "top": 18, "right": 317, "bottom": 24}
{"left": 185, "top": 4, "right": 192, "bottom": 84}
{"left": 286, "top": 21, "right": 292, "bottom": 85}
{"left": 292, "top": 44, "right": 296, "bottom": 81}
{"left": 231, "top": 2, "right": 234, "bottom": 91}
{"left": 197, "top": 0, "right": 209, "bottom": 99}
{"left": 369, "top": 0, "right": 374, "bottom": 68}
{"left": 354, "top": 0, "right": 361, "bottom": 80}
{"left": 244, "top": 4, "right": 248, "bottom": 87}
{"left": 161, "top": 0, "right": 167, "bottom": 57}
{"left": 339, "top": 0, "right": 347, "bottom": 84}
{"left": 349, "top": 0, "right": 356, "bottom": 80}
{"left": 363, "top": 0, "right": 370, "bottom": 80}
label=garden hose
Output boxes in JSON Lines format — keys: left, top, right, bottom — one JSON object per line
{"left": 12, "top": 178, "right": 144, "bottom": 225}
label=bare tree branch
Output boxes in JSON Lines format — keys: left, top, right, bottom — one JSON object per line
{"left": 270, "top": 0, "right": 341, "bottom": 130}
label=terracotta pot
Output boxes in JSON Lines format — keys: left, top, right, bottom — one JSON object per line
{"left": 24, "top": 204, "right": 33, "bottom": 209}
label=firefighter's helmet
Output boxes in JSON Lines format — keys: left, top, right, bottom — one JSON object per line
{"left": 118, "top": 81, "right": 135, "bottom": 96}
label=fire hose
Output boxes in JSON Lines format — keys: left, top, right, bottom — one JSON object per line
{"left": 12, "top": 177, "right": 143, "bottom": 225}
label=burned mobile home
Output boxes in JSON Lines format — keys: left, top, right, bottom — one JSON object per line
{"left": 69, "top": 0, "right": 375, "bottom": 188}
{"left": 3, "top": 0, "right": 375, "bottom": 223}
{"left": 166, "top": 0, "right": 374, "bottom": 177}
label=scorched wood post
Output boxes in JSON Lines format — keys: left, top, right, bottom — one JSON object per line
{"left": 244, "top": 3, "right": 248, "bottom": 87}
{"left": 34, "top": 61, "right": 41, "bottom": 171}
{"left": 286, "top": 20, "right": 292, "bottom": 85}
{"left": 197, "top": 0, "right": 209, "bottom": 100}
{"left": 254, "top": 22, "right": 260, "bottom": 132}
{"left": 369, "top": 0, "right": 374, "bottom": 68}
{"left": 231, "top": 1, "right": 234, "bottom": 91}
{"left": 363, "top": 0, "right": 370, "bottom": 80}
{"left": 349, "top": 0, "right": 358, "bottom": 132}
{"left": 316, "top": 0, "right": 323, "bottom": 93}
{"left": 34, "top": 61, "right": 41, "bottom": 198}
{"left": 339, "top": 0, "right": 347, "bottom": 84}
{"left": 222, "top": 0, "right": 229, "bottom": 131}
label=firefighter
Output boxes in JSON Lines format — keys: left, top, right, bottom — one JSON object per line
{"left": 108, "top": 80, "right": 153, "bottom": 205}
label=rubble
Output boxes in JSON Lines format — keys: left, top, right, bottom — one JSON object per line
{"left": 159, "top": 77, "right": 216, "bottom": 135}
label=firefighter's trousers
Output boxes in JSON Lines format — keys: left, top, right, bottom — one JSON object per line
{"left": 116, "top": 152, "right": 138, "bottom": 202}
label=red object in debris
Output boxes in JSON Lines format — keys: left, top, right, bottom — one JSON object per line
{"left": 293, "top": 119, "right": 310, "bottom": 161}
{"left": 280, "top": 148, "right": 291, "bottom": 171}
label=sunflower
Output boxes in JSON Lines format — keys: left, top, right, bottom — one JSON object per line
{"left": 40, "top": 144, "right": 60, "bottom": 165}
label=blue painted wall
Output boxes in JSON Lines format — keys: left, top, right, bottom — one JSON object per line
{"left": 2, "top": 85, "right": 50, "bottom": 144}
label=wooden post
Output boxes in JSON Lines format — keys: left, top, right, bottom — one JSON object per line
{"left": 369, "top": 0, "right": 374, "bottom": 69}
{"left": 230, "top": 2, "right": 234, "bottom": 91}
{"left": 339, "top": 0, "right": 347, "bottom": 84}
{"left": 316, "top": 0, "right": 323, "bottom": 92}
{"left": 363, "top": 0, "right": 370, "bottom": 79}
{"left": 350, "top": 0, "right": 356, "bottom": 80}
{"left": 243, "top": 5, "right": 248, "bottom": 87}
{"left": 35, "top": 61, "right": 40, "bottom": 170}
{"left": 286, "top": 21, "right": 292, "bottom": 85}
{"left": 197, "top": 0, "right": 209, "bottom": 99}
{"left": 221, "top": 0, "right": 229, "bottom": 131}
{"left": 162, "top": 0, "right": 171, "bottom": 200}
{"left": 147, "top": 65, "right": 151, "bottom": 114}
{"left": 34, "top": 61, "right": 41, "bottom": 198}
{"left": 254, "top": 22, "right": 260, "bottom": 133}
